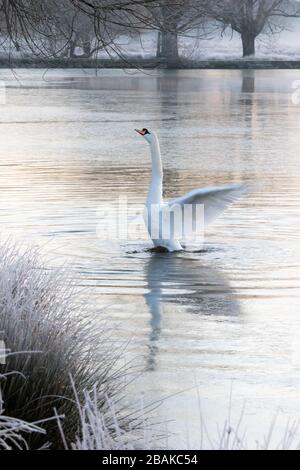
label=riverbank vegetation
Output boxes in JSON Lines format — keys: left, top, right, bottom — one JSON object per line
{"left": 0, "top": 242, "right": 154, "bottom": 450}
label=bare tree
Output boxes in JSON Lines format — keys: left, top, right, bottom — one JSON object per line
{"left": 2, "top": 0, "right": 299, "bottom": 63}
{"left": 133, "top": 0, "right": 215, "bottom": 66}
{"left": 57, "top": 7, "right": 112, "bottom": 59}
{"left": 207, "top": 0, "right": 300, "bottom": 57}
{"left": 0, "top": 0, "right": 60, "bottom": 55}
{"left": 71, "top": 1, "right": 215, "bottom": 65}
{"left": 149, "top": 1, "right": 202, "bottom": 63}
{"left": 0, "top": 0, "right": 160, "bottom": 58}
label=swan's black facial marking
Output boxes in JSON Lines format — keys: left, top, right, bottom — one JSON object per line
{"left": 135, "top": 128, "right": 151, "bottom": 136}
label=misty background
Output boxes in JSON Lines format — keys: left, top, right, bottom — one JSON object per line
{"left": 1, "top": 1, "right": 300, "bottom": 66}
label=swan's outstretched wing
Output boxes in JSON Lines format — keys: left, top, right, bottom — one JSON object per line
{"left": 166, "top": 184, "right": 245, "bottom": 235}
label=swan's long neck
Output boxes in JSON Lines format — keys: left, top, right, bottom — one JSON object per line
{"left": 148, "top": 134, "right": 163, "bottom": 205}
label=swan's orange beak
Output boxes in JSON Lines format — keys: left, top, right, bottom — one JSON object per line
{"left": 135, "top": 129, "right": 146, "bottom": 136}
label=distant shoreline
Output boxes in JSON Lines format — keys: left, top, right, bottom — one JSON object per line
{"left": 1, "top": 57, "right": 300, "bottom": 70}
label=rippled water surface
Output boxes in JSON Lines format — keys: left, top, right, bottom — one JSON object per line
{"left": 1, "top": 68, "right": 300, "bottom": 447}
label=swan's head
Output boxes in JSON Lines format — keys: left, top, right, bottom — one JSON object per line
{"left": 135, "top": 128, "right": 154, "bottom": 144}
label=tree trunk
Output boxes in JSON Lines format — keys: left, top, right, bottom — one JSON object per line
{"left": 241, "top": 32, "right": 255, "bottom": 57}
{"left": 83, "top": 40, "right": 92, "bottom": 57}
{"left": 157, "top": 4, "right": 179, "bottom": 67}
{"left": 69, "top": 32, "right": 78, "bottom": 58}
{"left": 156, "top": 31, "right": 162, "bottom": 58}
{"left": 69, "top": 40, "right": 76, "bottom": 58}
{"left": 158, "top": 29, "right": 179, "bottom": 67}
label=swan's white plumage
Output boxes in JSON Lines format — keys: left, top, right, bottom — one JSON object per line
{"left": 136, "top": 129, "right": 245, "bottom": 252}
{"left": 168, "top": 183, "right": 245, "bottom": 227}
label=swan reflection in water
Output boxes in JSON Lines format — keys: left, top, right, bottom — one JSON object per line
{"left": 144, "top": 253, "right": 241, "bottom": 371}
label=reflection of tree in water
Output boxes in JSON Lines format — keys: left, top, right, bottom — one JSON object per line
{"left": 144, "top": 254, "right": 240, "bottom": 371}
{"left": 156, "top": 70, "right": 180, "bottom": 94}
{"left": 241, "top": 70, "right": 255, "bottom": 94}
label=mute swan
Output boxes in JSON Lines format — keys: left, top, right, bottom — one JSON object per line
{"left": 135, "top": 128, "right": 244, "bottom": 252}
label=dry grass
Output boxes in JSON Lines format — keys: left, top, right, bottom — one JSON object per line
{"left": 0, "top": 241, "right": 143, "bottom": 449}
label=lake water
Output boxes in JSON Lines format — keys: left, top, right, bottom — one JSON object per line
{"left": 1, "top": 68, "right": 300, "bottom": 448}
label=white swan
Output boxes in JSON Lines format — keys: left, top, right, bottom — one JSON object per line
{"left": 135, "top": 128, "right": 245, "bottom": 252}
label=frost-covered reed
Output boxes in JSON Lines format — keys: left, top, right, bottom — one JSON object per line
{"left": 0, "top": 241, "right": 145, "bottom": 450}
{"left": 0, "top": 369, "right": 48, "bottom": 450}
